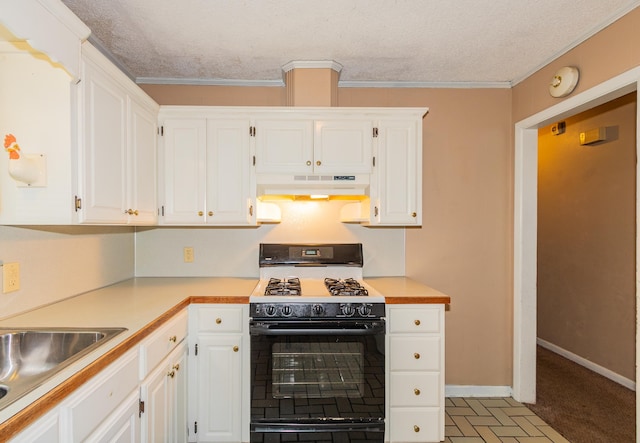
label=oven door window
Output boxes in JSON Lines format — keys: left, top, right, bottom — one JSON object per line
{"left": 272, "top": 341, "right": 364, "bottom": 399}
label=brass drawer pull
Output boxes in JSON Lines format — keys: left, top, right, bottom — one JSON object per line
{"left": 414, "top": 319, "right": 421, "bottom": 326}
{"left": 169, "top": 335, "right": 177, "bottom": 343}
{"left": 198, "top": 211, "right": 203, "bottom": 216}
{"left": 216, "top": 318, "right": 222, "bottom": 324}
{"left": 173, "top": 363, "right": 180, "bottom": 371}
{"left": 414, "top": 353, "right": 421, "bottom": 359}
{"left": 306, "top": 160, "right": 312, "bottom": 166}
{"left": 316, "top": 160, "right": 321, "bottom": 166}
{"left": 414, "top": 425, "right": 420, "bottom": 433}
{"left": 208, "top": 211, "right": 213, "bottom": 216}
{"left": 414, "top": 388, "right": 421, "bottom": 395}
{"left": 167, "top": 370, "right": 175, "bottom": 378}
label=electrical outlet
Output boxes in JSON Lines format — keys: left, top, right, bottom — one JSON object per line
{"left": 183, "top": 247, "right": 194, "bottom": 263}
{"left": 3, "top": 262, "right": 20, "bottom": 293}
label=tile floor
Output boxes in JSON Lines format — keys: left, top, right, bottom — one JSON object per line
{"left": 445, "top": 398, "right": 570, "bottom": 443}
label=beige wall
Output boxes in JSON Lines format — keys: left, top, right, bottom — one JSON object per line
{"left": 142, "top": 84, "right": 514, "bottom": 386}
{"left": 513, "top": 7, "right": 640, "bottom": 121}
{"left": 537, "top": 93, "right": 636, "bottom": 380}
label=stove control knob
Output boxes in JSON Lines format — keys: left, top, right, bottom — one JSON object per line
{"left": 282, "top": 305, "right": 293, "bottom": 317}
{"left": 341, "top": 303, "right": 355, "bottom": 317}
{"left": 358, "top": 303, "right": 372, "bottom": 317}
{"left": 312, "top": 304, "right": 324, "bottom": 316}
{"left": 265, "top": 305, "right": 277, "bottom": 317}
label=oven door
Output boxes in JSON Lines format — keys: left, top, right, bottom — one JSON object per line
{"left": 250, "top": 319, "right": 385, "bottom": 443}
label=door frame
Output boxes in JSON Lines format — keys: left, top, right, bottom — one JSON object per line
{"left": 512, "top": 66, "right": 640, "bottom": 407}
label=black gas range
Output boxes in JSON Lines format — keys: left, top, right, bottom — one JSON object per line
{"left": 249, "top": 243, "right": 385, "bottom": 443}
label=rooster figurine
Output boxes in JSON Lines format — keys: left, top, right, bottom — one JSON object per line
{"left": 4, "top": 134, "right": 41, "bottom": 185}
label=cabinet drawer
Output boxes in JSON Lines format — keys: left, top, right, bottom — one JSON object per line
{"left": 197, "top": 305, "right": 244, "bottom": 332}
{"left": 389, "top": 408, "right": 441, "bottom": 442}
{"left": 390, "top": 372, "right": 440, "bottom": 407}
{"left": 67, "top": 348, "right": 139, "bottom": 442}
{"left": 388, "top": 306, "right": 441, "bottom": 333}
{"left": 141, "top": 309, "right": 188, "bottom": 377}
{"left": 389, "top": 336, "right": 440, "bottom": 371}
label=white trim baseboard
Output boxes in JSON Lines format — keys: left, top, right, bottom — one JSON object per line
{"left": 445, "top": 385, "right": 512, "bottom": 398}
{"left": 537, "top": 338, "right": 636, "bottom": 391}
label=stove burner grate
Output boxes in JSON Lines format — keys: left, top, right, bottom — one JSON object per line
{"left": 265, "top": 277, "right": 301, "bottom": 296}
{"left": 324, "top": 278, "right": 369, "bottom": 297}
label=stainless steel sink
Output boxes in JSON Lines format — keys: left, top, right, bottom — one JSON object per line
{"left": 0, "top": 327, "right": 126, "bottom": 409}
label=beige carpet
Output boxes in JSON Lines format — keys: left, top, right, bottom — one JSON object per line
{"left": 525, "top": 345, "right": 635, "bottom": 442}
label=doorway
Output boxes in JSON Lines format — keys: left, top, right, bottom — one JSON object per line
{"left": 512, "top": 66, "right": 640, "bottom": 437}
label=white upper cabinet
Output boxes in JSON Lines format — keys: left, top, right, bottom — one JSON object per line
{"left": 314, "top": 119, "right": 373, "bottom": 174}
{"left": 77, "top": 43, "right": 159, "bottom": 224}
{"left": 158, "top": 108, "right": 256, "bottom": 226}
{"left": 254, "top": 115, "right": 373, "bottom": 175}
{"left": 369, "top": 118, "right": 422, "bottom": 226}
{"left": 254, "top": 118, "right": 313, "bottom": 174}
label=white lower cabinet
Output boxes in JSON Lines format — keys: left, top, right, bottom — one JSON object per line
{"left": 9, "top": 309, "right": 188, "bottom": 443}
{"left": 140, "top": 341, "right": 187, "bottom": 443}
{"left": 188, "top": 304, "right": 249, "bottom": 442}
{"left": 387, "top": 305, "right": 445, "bottom": 443}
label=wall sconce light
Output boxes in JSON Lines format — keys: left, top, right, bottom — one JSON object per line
{"left": 549, "top": 66, "right": 580, "bottom": 98}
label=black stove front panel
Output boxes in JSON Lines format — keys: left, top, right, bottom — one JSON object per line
{"left": 250, "top": 302, "right": 385, "bottom": 320}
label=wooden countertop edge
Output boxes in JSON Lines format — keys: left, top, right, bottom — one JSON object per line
{"left": 0, "top": 293, "right": 447, "bottom": 438}
{"left": 385, "top": 296, "right": 451, "bottom": 304}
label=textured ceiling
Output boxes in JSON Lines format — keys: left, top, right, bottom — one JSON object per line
{"left": 60, "top": 0, "right": 640, "bottom": 87}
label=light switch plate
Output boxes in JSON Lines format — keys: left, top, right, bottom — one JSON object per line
{"left": 3, "top": 262, "right": 20, "bottom": 293}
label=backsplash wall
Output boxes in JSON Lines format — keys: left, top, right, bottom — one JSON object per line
{"left": 135, "top": 200, "right": 405, "bottom": 277}
{"left": 0, "top": 225, "right": 135, "bottom": 319}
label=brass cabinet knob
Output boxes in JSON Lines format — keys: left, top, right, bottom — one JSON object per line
{"left": 216, "top": 318, "right": 222, "bottom": 324}
{"left": 169, "top": 335, "right": 177, "bottom": 343}
{"left": 233, "top": 345, "right": 239, "bottom": 352}
{"left": 173, "top": 363, "right": 180, "bottom": 371}
{"left": 414, "top": 319, "right": 421, "bottom": 326}
{"left": 316, "top": 160, "right": 321, "bottom": 166}
{"left": 167, "top": 370, "right": 175, "bottom": 378}
{"left": 412, "top": 212, "right": 417, "bottom": 218}
{"left": 306, "top": 160, "right": 312, "bottom": 166}
{"left": 208, "top": 211, "right": 213, "bottom": 216}
{"left": 198, "top": 211, "right": 203, "bottom": 216}
{"left": 125, "top": 209, "right": 139, "bottom": 216}
{"left": 414, "top": 353, "right": 421, "bottom": 359}
{"left": 413, "top": 425, "right": 420, "bottom": 433}
{"left": 414, "top": 388, "right": 421, "bottom": 395}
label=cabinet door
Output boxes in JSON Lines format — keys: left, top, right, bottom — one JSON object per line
{"left": 10, "top": 408, "right": 60, "bottom": 443}
{"left": 254, "top": 118, "right": 313, "bottom": 174}
{"left": 161, "top": 119, "right": 207, "bottom": 224}
{"left": 86, "top": 390, "right": 141, "bottom": 443}
{"left": 195, "top": 335, "right": 243, "bottom": 442}
{"left": 206, "top": 119, "right": 255, "bottom": 225}
{"left": 128, "top": 97, "right": 157, "bottom": 225}
{"left": 79, "top": 58, "right": 128, "bottom": 223}
{"left": 314, "top": 120, "right": 373, "bottom": 174}
{"left": 169, "top": 346, "right": 188, "bottom": 443}
{"left": 141, "top": 342, "right": 187, "bottom": 443}
{"left": 371, "top": 119, "right": 421, "bottom": 225}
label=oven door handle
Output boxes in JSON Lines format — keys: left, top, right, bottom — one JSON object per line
{"left": 249, "top": 320, "right": 385, "bottom": 336}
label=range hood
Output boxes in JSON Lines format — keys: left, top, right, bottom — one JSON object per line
{"left": 256, "top": 173, "right": 370, "bottom": 197}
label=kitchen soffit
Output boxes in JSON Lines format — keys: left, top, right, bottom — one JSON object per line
{"left": 59, "top": 0, "right": 640, "bottom": 88}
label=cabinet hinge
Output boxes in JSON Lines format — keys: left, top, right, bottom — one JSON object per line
{"left": 159, "top": 126, "right": 164, "bottom": 136}
{"left": 194, "top": 421, "right": 198, "bottom": 434}
{"left": 373, "top": 156, "right": 376, "bottom": 167}
{"left": 252, "top": 155, "right": 256, "bottom": 166}
{"left": 74, "top": 195, "right": 82, "bottom": 211}
{"left": 250, "top": 126, "right": 256, "bottom": 137}
{"left": 139, "top": 400, "right": 145, "bottom": 417}
{"left": 373, "top": 127, "right": 379, "bottom": 137}
{"left": 161, "top": 206, "right": 165, "bottom": 216}
{"left": 195, "top": 343, "right": 198, "bottom": 356}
